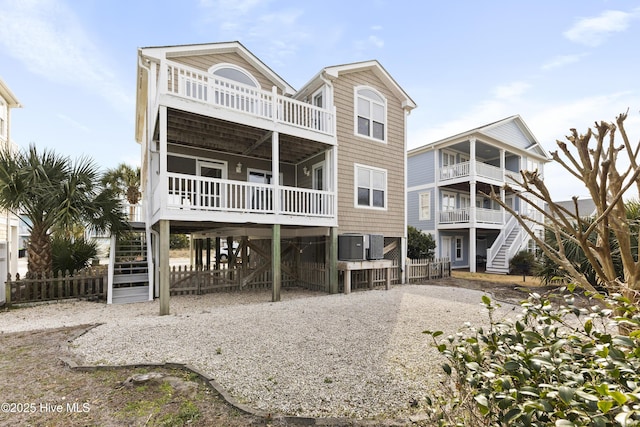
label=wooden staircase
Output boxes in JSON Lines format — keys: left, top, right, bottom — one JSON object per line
{"left": 485, "top": 214, "right": 525, "bottom": 274}
{"left": 107, "top": 224, "right": 151, "bottom": 304}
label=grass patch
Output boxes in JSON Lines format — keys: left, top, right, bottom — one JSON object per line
{"left": 451, "top": 270, "right": 542, "bottom": 286}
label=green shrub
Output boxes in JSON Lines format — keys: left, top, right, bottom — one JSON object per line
{"left": 424, "top": 289, "right": 640, "bottom": 426}
{"left": 408, "top": 226, "right": 435, "bottom": 259}
{"left": 509, "top": 250, "right": 538, "bottom": 276}
{"left": 170, "top": 233, "right": 190, "bottom": 250}
{"left": 52, "top": 236, "right": 98, "bottom": 274}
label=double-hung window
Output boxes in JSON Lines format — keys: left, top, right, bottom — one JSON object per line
{"left": 419, "top": 192, "right": 431, "bottom": 220}
{"left": 355, "top": 87, "right": 386, "bottom": 142}
{"left": 356, "top": 164, "right": 386, "bottom": 209}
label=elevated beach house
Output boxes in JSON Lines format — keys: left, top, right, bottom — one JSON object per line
{"left": 407, "top": 116, "right": 550, "bottom": 273}
{"left": 127, "top": 42, "right": 415, "bottom": 312}
{"left": 0, "top": 78, "right": 21, "bottom": 304}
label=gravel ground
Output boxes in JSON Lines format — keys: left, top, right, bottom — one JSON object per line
{"left": 0, "top": 285, "right": 517, "bottom": 420}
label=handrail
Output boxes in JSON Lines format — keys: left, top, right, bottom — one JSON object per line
{"left": 163, "top": 60, "right": 335, "bottom": 136}
{"left": 487, "top": 213, "right": 517, "bottom": 266}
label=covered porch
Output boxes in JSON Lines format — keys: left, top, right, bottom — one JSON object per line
{"left": 148, "top": 107, "right": 338, "bottom": 228}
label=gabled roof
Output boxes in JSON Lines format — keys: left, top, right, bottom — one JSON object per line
{"left": 409, "top": 115, "right": 550, "bottom": 161}
{"left": 138, "top": 41, "right": 295, "bottom": 95}
{"left": 545, "top": 198, "right": 597, "bottom": 218}
{"left": 135, "top": 41, "right": 296, "bottom": 142}
{"left": 301, "top": 60, "right": 416, "bottom": 111}
{"left": 0, "top": 77, "right": 21, "bottom": 108}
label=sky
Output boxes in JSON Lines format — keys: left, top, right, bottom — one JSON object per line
{"left": 0, "top": 0, "right": 639, "bottom": 201}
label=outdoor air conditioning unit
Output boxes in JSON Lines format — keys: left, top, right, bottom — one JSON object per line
{"left": 367, "top": 234, "right": 384, "bottom": 260}
{"left": 338, "top": 234, "right": 366, "bottom": 261}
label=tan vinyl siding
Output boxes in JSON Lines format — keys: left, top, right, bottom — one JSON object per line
{"left": 172, "top": 53, "right": 282, "bottom": 94}
{"left": 334, "top": 70, "right": 405, "bottom": 238}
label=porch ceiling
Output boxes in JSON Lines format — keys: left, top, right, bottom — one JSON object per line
{"left": 167, "top": 221, "right": 329, "bottom": 238}
{"left": 441, "top": 182, "right": 500, "bottom": 195}
{"left": 165, "top": 109, "right": 326, "bottom": 164}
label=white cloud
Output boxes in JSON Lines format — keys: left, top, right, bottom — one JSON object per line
{"left": 563, "top": 10, "right": 635, "bottom": 47}
{"left": 57, "top": 114, "right": 90, "bottom": 133}
{"left": 493, "top": 81, "right": 531, "bottom": 100}
{"left": 368, "top": 35, "right": 384, "bottom": 48}
{"left": 197, "top": 0, "right": 308, "bottom": 67}
{"left": 541, "top": 53, "right": 588, "bottom": 71}
{"left": 0, "top": 0, "right": 133, "bottom": 114}
{"left": 409, "top": 99, "right": 513, "bottom": 146}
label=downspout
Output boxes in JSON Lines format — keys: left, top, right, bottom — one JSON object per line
{"left": 138, "top": 54, "right": 156, "bottom": 301}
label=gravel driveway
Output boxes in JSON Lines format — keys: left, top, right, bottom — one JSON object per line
{"left": 0, "top": 284, "right": 516, "bottom": 420}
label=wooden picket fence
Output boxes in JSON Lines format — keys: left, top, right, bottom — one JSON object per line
{"left": 4, "top": 268, "right": 107, "bottom": 306}
{"left": 2, "top": 258, "right": 451, "bottom": 305}
{"left": 405, "top": 258, "right": 451, "bottom": 283}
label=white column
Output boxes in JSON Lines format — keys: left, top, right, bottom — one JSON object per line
{"left": 107, "top": 234, "right": 116, "bottom": 304}
{"left": 501, "top": 187, "right": 506, "bottom": 224}
{"left": 159, "top": 220, "right": 170, "bottom": 315}
{"left": 469, "top": 137, "right": 477, "bottom": 228}
{"left": 272, "top": 131, "right": 280, "bottom": 214}
{"left": 469, "top": 137, "right": 476, "bottom": 173}
{"left": 159, "top": 106, "right": 168, "bottom": 216}
{"left": 470, "top": 181, "right": 477, "bottom": 226}
{"left": 470, "top": 227, "right": 477, "bottom": 273}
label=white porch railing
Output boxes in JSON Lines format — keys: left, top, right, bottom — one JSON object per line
{"left": 439, "top": 160, "right": 506, "bottom": 182}
{"left": 476, "top": 208, "right": 503, "bottom": 224}
{"left": 167, "top": 173, "right": 335, "bottom": 217}
{"left": 280, "top": 186, "right": 335, "bottom": 217}
{"left": 165, "top": 61, "right": 335, "bottom": 136}
{"left": 439, "top": 208, "right": 470, "bottom": 223}
{"left": 440, "top": 162, "right": 470, "bottom": 180}
{"left": 439, "top": 208, "right": 503, "bottom": 225}
{"left": 475, "top": 162, "right": 503, "bottom": 181}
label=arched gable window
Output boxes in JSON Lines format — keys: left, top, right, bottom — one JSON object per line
{"left": 355, "top": 86, "right": 386, "bottom": 142}
{"left": 208, "top": 64, "right": 260, "bottom": 88}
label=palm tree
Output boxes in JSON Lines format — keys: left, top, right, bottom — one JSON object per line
{"left": 0, "top": 145, "right": 128, "bottom": 276}
{"left": 101, "top": 163, "right": 141, "bottom": 220}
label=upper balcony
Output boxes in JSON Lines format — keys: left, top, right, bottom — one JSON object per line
{"left": 152, "top": 60, "right": 336, "bottom": 145}
{"left": 439, "top": 160, "right": 521, "bottom": 186}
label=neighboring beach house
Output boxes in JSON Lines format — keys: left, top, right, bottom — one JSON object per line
{"left": 407, "top": 116, "right": 550, "bottom": 273}
{"left": 0, "top": 78, "right": 21, "bottom": 299}
{"left": 129, "top": 41, "right": 415, "bottom": 311}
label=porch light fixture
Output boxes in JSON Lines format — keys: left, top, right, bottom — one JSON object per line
{"left": 236, "top": 162, "right": 242, "bottom": 173}
{"left": 303, "top": 166, "right": 310, "bottom": 176}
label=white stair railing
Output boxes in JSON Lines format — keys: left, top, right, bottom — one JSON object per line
{"left": 487, "top": 213, "right": 517, "bottom": 267}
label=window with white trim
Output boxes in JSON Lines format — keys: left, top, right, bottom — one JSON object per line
{"left": 442, "top": 192, "right": 456, "bottom": 211}
{"left": 208, "top": 64, "right": 259, "bottom": 88}
{"left": 0, "top": 99, "right": 5, "bottom": 138}
{"left": 355, "top": 87, "right": 386, "bottom": 141}
{"left": 419, "top": 192, "right": 431, "bottom": 220}
{"left": 455, "top": 236, "right": 463, "bottom": 260}
{"left": 356, "top": 165, "right": 386, "bottom": 208}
